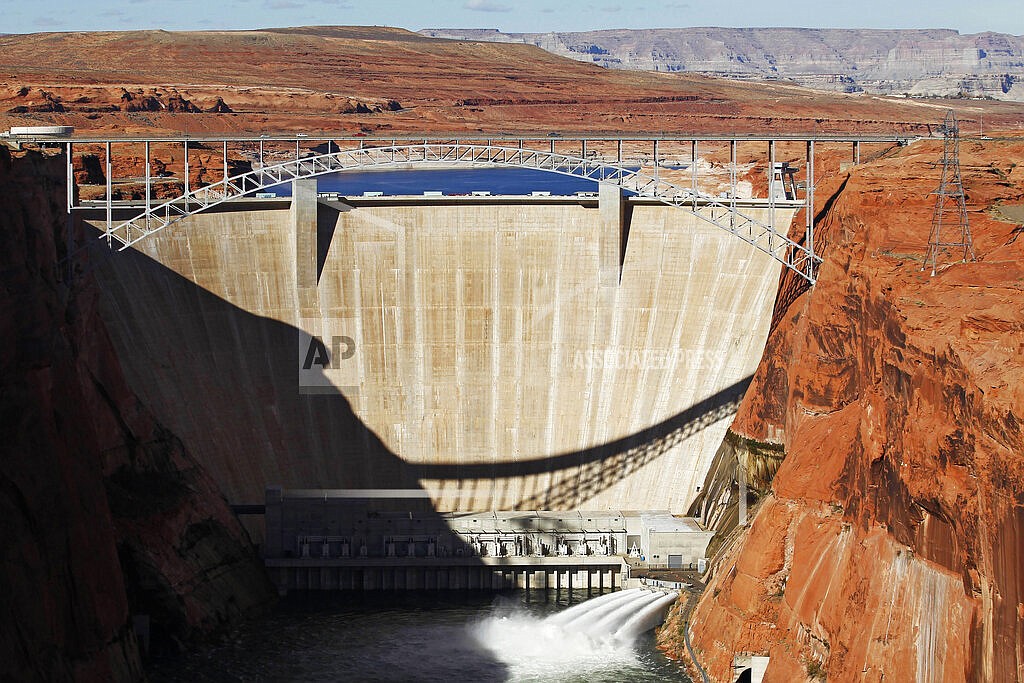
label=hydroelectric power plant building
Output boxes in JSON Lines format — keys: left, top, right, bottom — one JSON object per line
{"left": 263, "top": 488, "right": 713, "bottom": 592}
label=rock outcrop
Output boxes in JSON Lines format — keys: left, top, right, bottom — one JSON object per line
{"left": 205, "top": 97, "right": 233, "bottom": 113}
{"left": 660, "top": 137, "right": 1024, "bottom": 680}
{"left": 0, "top": 148, "right": 274, "bottom": 681}
{"left": 420, "top": 28, "right": 1024, "bottom": 101}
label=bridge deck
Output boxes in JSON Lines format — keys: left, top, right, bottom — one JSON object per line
{"left": 74, "top": 194, "right": 806, "bottom": 211}
{"left": 52, "top": 132, "right": 914, "bottom": 144}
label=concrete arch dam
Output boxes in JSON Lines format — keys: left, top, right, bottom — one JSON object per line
{"left": 85, "top": 186, "right": 791, "bottom": 514}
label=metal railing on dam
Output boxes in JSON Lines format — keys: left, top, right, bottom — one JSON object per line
{"left": 59, "top": 133, "right": 912, "bottom": 284}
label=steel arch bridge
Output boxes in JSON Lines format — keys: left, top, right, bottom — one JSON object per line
{"left": 98, "top": 141, "right": 820, "bottom": 283}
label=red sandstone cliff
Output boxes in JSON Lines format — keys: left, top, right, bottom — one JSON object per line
{"left": 0, "top": 148, "right": 274, "bottom": 681}
{"left": 662, "top": 138, "right": 1024, "bottom": 680}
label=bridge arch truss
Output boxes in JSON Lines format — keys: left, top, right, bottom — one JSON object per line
{"left": 71, "top": 139, "right": 837, "bottom": 283}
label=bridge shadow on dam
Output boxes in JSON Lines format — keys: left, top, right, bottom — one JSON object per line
{"left": 408, "top": 377, "right": 751, "bottom": 510}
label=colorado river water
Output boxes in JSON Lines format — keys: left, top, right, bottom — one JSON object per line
{"left": 148, "top": 591, "right": 692, "bottom": 682}
{"left": 262, "top": 166, "right": 649, "bottom": 197}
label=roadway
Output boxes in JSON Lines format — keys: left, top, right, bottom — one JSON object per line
{"left": 73, "top": 193, "right": 806, "bottom": 211}
{"left": 24, "top": 132, "right": 920, "bottom": 144}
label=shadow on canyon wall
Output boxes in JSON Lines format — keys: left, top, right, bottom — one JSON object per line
{"left": 1, "top": 150, "right": 280, "bottom": 681}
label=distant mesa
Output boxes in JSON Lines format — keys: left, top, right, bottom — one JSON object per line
{"left": 165, "top": 93, "right": 201, "bottom": 113}
{"left": 419, "top": 27, "right": 1024, "bottom": 101}
{"left": 341, "top": 99, "right": 403, "bottom": 114}
{"left": 0, "top": 26, "right": 1012, "bottom": 138}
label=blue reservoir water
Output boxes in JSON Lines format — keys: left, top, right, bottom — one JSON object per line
{"left": 148, "top": 591, "right": 692, "bottom": 682}
{"left": 264, "top": 167, "right": 611, "bottom": 197}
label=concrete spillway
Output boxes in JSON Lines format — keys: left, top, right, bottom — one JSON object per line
{"left": 88, "top": 191, "right": 789, "bottom": 514}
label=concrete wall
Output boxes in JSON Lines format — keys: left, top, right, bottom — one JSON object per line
{"left": 88, "top": 197, "right": 789, "bottom": 514}
{"left": 643, "top": 531, "right": 715, "bottom": 567}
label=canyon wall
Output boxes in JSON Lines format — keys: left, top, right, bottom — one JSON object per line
{"left": 661, "top": 138, "right": 1024, "bottom": 680}
{"left": 0, "top": 149, "right": 274, "bottom": 681}
{"left": 421, "top": 28, "right": 1024, "bottom": 101}
{"left": 86, "top": 197, "right": 789, "bottom": 514}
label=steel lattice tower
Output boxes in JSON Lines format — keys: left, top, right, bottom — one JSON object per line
{"left": 924, "top": 110, "right": 975, "bottom": 276}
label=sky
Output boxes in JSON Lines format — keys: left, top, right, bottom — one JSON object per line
{"left": 3, "top": 0, "right": 1023, "bottom": 36}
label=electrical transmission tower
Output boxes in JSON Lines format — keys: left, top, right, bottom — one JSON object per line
{"left": 924, "top": 110, "right": 975, "bottom": 276}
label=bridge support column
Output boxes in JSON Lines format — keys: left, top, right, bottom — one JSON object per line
{"left": 292, "top": 178, "right": 319, "bottom": 315}
{"left": 598, "top": 182, "right": 626, "bottom": 286}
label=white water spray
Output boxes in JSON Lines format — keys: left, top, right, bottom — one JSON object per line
{"left": 612, "top": 591, "right": 681, "bottom": 641}
{"left": 472, "top": 589, "right": 680, "bottom": 680}
{"left": 550, "top": 588, "right": 642, "bottom": 628}
{"left": 590, "top": 590, "right": 666, "bottom": 635}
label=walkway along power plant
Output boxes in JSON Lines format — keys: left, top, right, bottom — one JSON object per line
{"left": 52, "top": 132, "right": 906, "bottom": 592}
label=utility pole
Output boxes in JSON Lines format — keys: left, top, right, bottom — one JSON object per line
{"left": 924, "top": 110, "right": 975, "bottom": 276}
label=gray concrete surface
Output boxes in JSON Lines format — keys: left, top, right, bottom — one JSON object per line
{"left": 86, "top": 197, "right": 791, "bottom": 516}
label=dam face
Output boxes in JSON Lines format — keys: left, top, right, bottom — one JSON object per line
{"left": 88, "top": 193, "right": 788, "bottom": 514}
